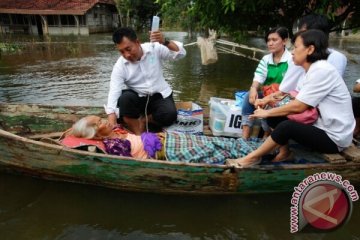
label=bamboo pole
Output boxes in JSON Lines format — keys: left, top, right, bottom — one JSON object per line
{"left": 184, "top": 38, "right": 265, "bottom": 62}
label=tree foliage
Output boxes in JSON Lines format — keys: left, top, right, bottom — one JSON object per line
{"left": 195, "top": 0, "right": 359, "bottom": 36}
{"left": 114, "top": 0, "right": 359, "bottom": 37}
{"left": 155, "top": 0, "right": 197, "bottom": 33}
{"left": 156, "top": 0, "right": 360, "bottom": 38}
{"left": 115, "top": 0, "right": 159, "bottom": 30}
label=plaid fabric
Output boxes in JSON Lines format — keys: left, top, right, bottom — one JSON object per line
{"left": 165, "top": 132, "right": 263, "bottom": 164}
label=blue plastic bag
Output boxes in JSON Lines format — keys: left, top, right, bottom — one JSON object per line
{"left": 235, "top": 91, "right": 247, "bottom": 107}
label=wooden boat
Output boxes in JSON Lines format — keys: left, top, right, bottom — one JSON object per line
{"left": 1, "top": 103, "right": 360, "bottom": 194}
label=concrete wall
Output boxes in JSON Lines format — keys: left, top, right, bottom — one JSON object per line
{"left": 48, "top": 26, "right": 89, "bottom": 35}
{"left": 86, "top": 5, "right": 115, "bottom": 33}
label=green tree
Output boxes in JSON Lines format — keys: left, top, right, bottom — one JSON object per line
{"left": 115, "top": 0, "right": 131, "bottom": 27}
{"left": 156, "top": 0, "right": 197, "bottom": 35}
{"left": 115, "top": 0, "right": 159, "bottom": 30}
{"left": 116, "top": 0, "right": 359, "bottom": 38}
{"left": 191, "top": 0, "right": 359, "bottom": 37}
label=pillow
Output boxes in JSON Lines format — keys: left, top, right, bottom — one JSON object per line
{"left": 60, "top": 135, "right": 106, "bottom": 153}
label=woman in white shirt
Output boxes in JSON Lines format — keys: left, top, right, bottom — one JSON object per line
{"left": 228, "top": 29, "right": 355, "bottom": 167}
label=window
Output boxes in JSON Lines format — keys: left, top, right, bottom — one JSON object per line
{"left": 68, "top": 15, "right": 75, "bottom": 25}
{"left": 60, "top": 15, "right": 68, "bottom": 25}
{"left": 30, "top": 15, "right": 36, "bottom": 25}
{"left": 0, "top": 14, "right": 10, "bottom": 24}
{"left": 47, "top": 15, "right": 55, "bottom": 25}
{"left": 79, "top": 15, "right": 86, "bottom": 26}
{"left": 11, "top": 15, "right": 18, "bottom": 24}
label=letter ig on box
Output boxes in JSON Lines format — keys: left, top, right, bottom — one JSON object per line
{"left": 209, "top": 97, "right": 242, "bottom": 137}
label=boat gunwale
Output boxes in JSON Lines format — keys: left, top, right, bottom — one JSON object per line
{"left": 1, "top": 127, "right": 359, "bottom": 172}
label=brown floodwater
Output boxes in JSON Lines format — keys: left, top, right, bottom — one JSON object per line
{"left": 0, "top": 32, "right": 360, "bottom": 239}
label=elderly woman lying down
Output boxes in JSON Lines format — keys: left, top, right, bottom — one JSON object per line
{"left": 62, "top": 115, "right": 262, "bottom": 165}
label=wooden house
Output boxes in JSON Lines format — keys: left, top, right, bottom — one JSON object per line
{"left": 0, "top": 0, "right": 119, "bottom": 35}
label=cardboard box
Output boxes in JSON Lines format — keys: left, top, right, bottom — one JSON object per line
{"left": 209, "top": 97, "right": 242, "bottom": 137}
{"left": 165, "top": 102, "right": 203, "bottom": 135}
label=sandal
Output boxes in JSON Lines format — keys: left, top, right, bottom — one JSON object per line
{"left": 225, "top": 158, "right": 261, "bottom": 168}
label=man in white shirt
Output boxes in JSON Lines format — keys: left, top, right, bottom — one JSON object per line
{"left": 279, "top": 13, "right": 347, "bottom": 93}
{"left": 105, "top": 27, "right": 186, "bottom": 135}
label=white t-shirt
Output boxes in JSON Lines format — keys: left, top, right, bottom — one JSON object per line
{"left": 327, "top": 48, "right": 347, "bottom": 77}
{"left": 296, "top": 60, "right": 355, "bottom": 149}
{"left": 279, "top": 48, "right": 347, "bottom": 93}
{"left": 105, "top": 41, "right": 186, "bottom": 117}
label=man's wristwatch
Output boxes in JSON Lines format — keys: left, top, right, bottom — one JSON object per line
{"left": 163, "top": 38, "right": 170, "bottom": 46}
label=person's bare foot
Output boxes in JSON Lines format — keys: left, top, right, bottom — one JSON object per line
{"left": 226, "top": 157, "right": 261, "bottom": 168}
{"left": 354, "top": 127, "right": 360, "bottom": 139}
{"left": 272, "top": 150, "right": 294, "bottom": 162}
{"left": 262, "top": 130, "right": 271, "bottom": 140}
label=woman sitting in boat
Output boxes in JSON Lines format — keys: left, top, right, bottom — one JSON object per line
{"left": 241, "top": 26, "right": 291, "bottom": 139}
{"left": 227, "top": 29, "right": 355, "bottom": 168}
{"left": 64, "top": 115, "right": 262, "bottom": 165}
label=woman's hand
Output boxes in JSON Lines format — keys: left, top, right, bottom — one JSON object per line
{"left": 254, "top": 98, "right": 268, "bottom": 109}
{"left": 250, "top": 107, "right": 269, "bottom": 119}
{"left": 255, "top": 92, "right": 286, "bottom": 108}
{"left": 354, "top": 82, "right": 360, "bottom": 93}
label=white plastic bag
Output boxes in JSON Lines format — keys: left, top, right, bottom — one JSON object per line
{"left": 197, "top": 29, "right": 218, "bottom": 65}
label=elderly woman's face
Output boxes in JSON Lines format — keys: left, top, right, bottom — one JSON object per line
{"left": 86, "top": 116, "right": 113, "bottom": 137}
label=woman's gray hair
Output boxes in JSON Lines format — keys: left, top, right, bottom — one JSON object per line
{"left": 71, "top": 117, "right": 97, "bottom": 139}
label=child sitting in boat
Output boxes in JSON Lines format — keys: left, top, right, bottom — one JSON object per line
{"left": 63, "top": 115, "right": 262, "bottom": 165}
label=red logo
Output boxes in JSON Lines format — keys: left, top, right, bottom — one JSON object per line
{"left": 301, "top": 183, "right": 351, "bottom": 230}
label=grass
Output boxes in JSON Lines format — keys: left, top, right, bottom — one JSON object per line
{"left": 0, "top": 42, "right": 23, "bottom": 53}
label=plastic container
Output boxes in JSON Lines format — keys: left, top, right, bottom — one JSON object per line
{"left": 151, "top": 16, "right": 160, "bottom": 31}
{"left": 209, "top": 97, "right": 242, "bottom": 137}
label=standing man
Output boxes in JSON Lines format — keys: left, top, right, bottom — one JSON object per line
{"left": 105, "top": 27, "right": 186, "bottom": 135}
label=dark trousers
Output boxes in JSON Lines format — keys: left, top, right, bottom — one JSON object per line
{"left": 118, "top": 89, "right": 177, "bottom": 127}
{"left": 267, "top": 117, "right": 339, "bottom": 154}
{"left": 353, "top": 97, "right": 360, "bottom": 118}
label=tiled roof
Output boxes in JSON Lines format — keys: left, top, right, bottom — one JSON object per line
{"left": 0, "top": 0, "right": 116, "bottom": 15}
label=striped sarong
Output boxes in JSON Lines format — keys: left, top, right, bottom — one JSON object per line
{"left": 165, "top": 132, "right": 263, "bottom": 164}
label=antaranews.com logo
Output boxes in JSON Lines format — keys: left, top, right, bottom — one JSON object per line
{"left": 290, "top": 172, "right": 359, "bottom": 233}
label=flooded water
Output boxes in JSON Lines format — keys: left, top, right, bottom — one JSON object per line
{"left": 0, "top": 32, "right": 260, "bottom": 107}
{"left": 1, "top": 33, "right": 359, "bottom": 105}
{"left": 1, "top": 32, "right": 360, "bottom": 239}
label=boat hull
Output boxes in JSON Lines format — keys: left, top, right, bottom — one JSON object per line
{"left": 1, "top": 103, "right": 360, "bottom": 194}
